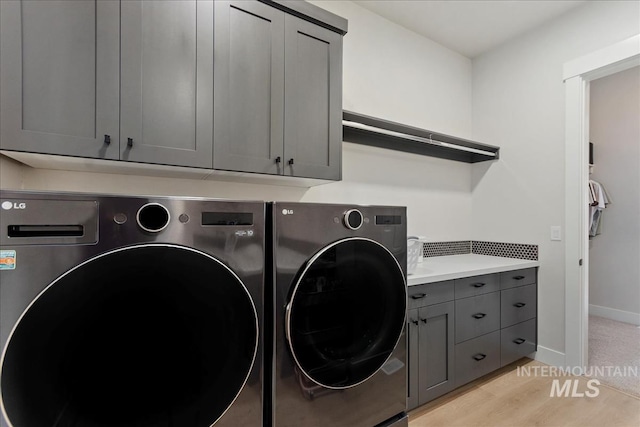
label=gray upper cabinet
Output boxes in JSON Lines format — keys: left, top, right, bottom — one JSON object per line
{"left": 1, "top": 0, "right": 345, "bottom": 181}
{"left": 213, "top": 0, "right": 284, "bottom": 175}
{"left": 283, "top": 15, "right": 342, "bottom": 180}
{"left": 214, "top": 0, "right": 343, "bottom": 180}
{"left": 121, "top": 0, "right": 213, "bottom": 168}
{"left": 0, "top": 0, "right": 120, "bottom": 159}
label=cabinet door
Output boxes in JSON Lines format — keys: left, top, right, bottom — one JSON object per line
{"left": 407, "top": 309, "right": 419, "bottom": 411}
{"left": 120, "top": 0, "right": 213, "bottom": 168}
{"left": 283, "top": 15, "right": 342, "bottom": 180}
{"left": 213, "top": 0, "right": 284, "bottom": 175}
{"left": 0, "top": 0, "right": 119, "bottom": 159}
{"left": 418, "top": 301, "right": 455, "bottom": 404}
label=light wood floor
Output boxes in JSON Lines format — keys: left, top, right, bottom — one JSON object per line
{"left": 409, "top": 359, "right": 640, "bottom": 427}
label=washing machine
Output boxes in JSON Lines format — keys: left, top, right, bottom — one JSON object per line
{"left": 269, "top": 202, "right": 408, "bottom": 427}
{"left": 0, "top": 190, "right": 266, "bottom": 427}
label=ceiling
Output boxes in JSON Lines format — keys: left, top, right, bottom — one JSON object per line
{"left": 353, "top": 0, "right": 587, "bottom": 58}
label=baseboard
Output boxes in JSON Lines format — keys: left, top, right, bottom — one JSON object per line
{"left": 532, "top": 345, "right": 565, "bottom": 367}
{"left": 589, "top": 304, "right": 640, "bottom": 326}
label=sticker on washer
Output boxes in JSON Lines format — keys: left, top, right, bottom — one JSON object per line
{"left": 0, "top": 250, "right": 16, "bottom": 270}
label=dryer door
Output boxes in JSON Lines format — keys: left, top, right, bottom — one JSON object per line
{"left": 0, "top": 244, "right": 258, "bottom": 427}
{"left": 285, "top": 237, "right": 407, "bottom": 389}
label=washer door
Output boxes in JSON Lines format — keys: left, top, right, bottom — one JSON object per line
{"left": 285, "top": 237, "right": 407, "bottom": 389}
{"left": 0, "top": 244, "right": 258, "bottom": 427}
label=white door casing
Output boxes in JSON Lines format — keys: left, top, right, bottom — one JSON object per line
{"left": 563, "top": 34, "right": 640, "bottom": 369}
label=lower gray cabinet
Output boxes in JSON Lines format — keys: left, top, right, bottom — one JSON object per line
{"left": 455, "top": 330, "right": 501, "bottom": 387}
{"left": 407, "top": 300, "right": 455, "bottom": 410}
{"left": 408, "top": 267, "right": 538, "bottom": 409}
{"left": 455, "top": 292, "right": 500, "bottom": 343}
{"left": 501, "top": 318, "right": 537, "bottom": 366}
{"left": 419, "top": 302, "right": 456, "bottom": 404}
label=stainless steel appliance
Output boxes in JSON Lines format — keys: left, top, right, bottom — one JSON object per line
{"left": 269, "top": 202, "right": 408, "bottom": 427}
{"left": 0, "top": 191, "right": 266, "bottom": 427}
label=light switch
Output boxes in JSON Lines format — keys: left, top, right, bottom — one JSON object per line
{"left": 551, "top": 226, "right": 562, "bottom": 241}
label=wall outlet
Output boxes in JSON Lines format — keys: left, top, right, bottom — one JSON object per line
{"left": 550, "top": 226, "right": 562, "bottom": 241}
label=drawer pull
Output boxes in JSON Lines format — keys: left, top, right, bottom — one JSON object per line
{"left": 513, "top": 275, "right": 525, "bottom": 280}
{"left": 410, "top": 293, "right": 427, "bottom": 300}
{"left": 513, "top": 302, "right": 526, "bottom": 308}
{"left": 472, "top": 282, "right": 486, "bottom": 288}
{"left": 513, "top": 338, "right": 526, "bottom": 345}
{"left": 472, "top": 313, "right": 486, "bottom": 319}
{"left": 472, "top": 353, "right": 487, "bottom": 361}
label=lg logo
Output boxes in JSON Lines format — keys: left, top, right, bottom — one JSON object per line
{"left": 282, "top": 209, "right": 294, "bottom": 215}
{"left": 1, "top": 201, "right": 26, "bottom": 210}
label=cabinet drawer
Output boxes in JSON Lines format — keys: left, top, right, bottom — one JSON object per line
{"left": 454, "top": 273, "right": 500, "bottom": 299}
{"left": 500, "top": 268, "right": 536, "bottom": 290}
{"left": 455, "top": 292, "right": 500, "bottom": 343}
{"left": 455, "top": 330, "right": 500, "bottom": 387}
{"left": 501, "top": 284, "right": 536, "bottom": 328}
{"left": 408, "top": 280, "right": 454, "bottom": 309}
{"left": 501, "top": 318, "right": 537, "bottom": 366}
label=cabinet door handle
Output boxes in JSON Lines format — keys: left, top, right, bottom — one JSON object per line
{"left": 104, "top": 134, "right": 111, "bottom": 145}
{"left": 472, "top": 353, "right": 487, "bottom": 361}
{"left": 288, "top": 158, "right": 294, "bottom": 165}
{"left": 420, "top": 318, "right": 427, "bottom": 324}
{"left": 410, "top": 293, "right": 427, "bottom": 300}
{"left": 127, "top": 137, "right": 134, "bottom": 148}
{"left": 513, "top": 302, "right": 526, "bottom": 308}
{"left": 472, "top": 313, "right": 486, "bottom": 319}
{"left": 275, "top": 156, "right": 281, "bottom": 164}
{"left": 472, "top": 282, "right": 486, "bottom": 288}
{"left": 513, "top": 275, "right": 525, "bottom": 280}
{"left": 410, "top": 319, "right": 419, "bottom": 326}
{"left": 513, "top": 338, "right": 526, "bottom": 345}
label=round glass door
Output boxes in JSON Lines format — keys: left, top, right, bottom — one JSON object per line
{"left": 285, "top": 237, "right": 406, "bottom": 389}
{"left": 0, "top": 244, "right": 258, "bottom": 427}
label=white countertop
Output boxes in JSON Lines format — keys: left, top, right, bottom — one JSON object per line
{"left": 407, "top": 254, "right": 539, "bottom": 286}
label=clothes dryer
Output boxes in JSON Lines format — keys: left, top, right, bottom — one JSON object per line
{"left": 269, "top": 202, "right": 408, "bottom": 427}
{"left": 0, "top": 191, "right": 265, "bottom": 427}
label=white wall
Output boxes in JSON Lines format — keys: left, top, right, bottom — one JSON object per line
{"left": 471, "top": 1, "right": 640, "bottom": 356}
{"left": 588, "top": 66, "right": 640, "bottom": 324}
{"left": 0, "top": 0, "right": 474, "bottom": 240}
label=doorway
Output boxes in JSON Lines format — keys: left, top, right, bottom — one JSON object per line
{"left": 564, "top": 35, "right": 640, "bottom": 370}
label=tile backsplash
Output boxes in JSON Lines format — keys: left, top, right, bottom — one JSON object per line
{"left": 422, "top": 240, "right": 538, "bottom": 261}
{"left": 422, "top": 241, "right": 471, "bottom": 257}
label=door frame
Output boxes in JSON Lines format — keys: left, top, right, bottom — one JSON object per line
{"left": 563, "top": 34, "right": 640, "bottom": 368}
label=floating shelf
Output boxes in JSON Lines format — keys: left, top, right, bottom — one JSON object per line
{"left": 342, "top": 111, "right": 500, "bottom": 163}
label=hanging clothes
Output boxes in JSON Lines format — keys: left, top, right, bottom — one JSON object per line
{"left": 588, "top": 180, "right": 610, "bottom": 237}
